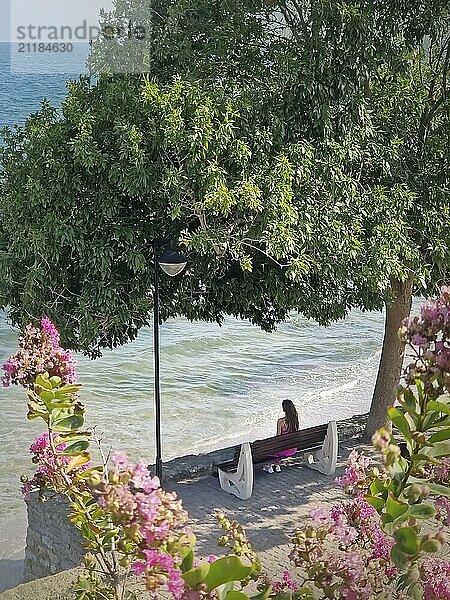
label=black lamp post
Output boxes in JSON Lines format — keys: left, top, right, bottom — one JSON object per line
{"left": 152, "top": 239, "right": 188, "bottom": 481}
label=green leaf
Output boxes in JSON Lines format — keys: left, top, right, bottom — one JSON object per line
{"left": 49, "top": 375, "right": 62, "bottom": 388}
{"left": 40, "top": 390, "right": 55, "bottom": 403}
{"left": 180, "top": 549, "right": 194, "bottom": 573}
{"left": 36, "top": 374, "right": 52, "bottom": 390}
{"left": 370, "top": 478, "right": 387, "bottom": 495}
{"left": 385, "top": 492, "right": 409, "bottom": 520}
{"left": 182, "top": 563, "right": 210, "bottom": 587}
{"left": 407, "top": 503, "right": 435, "bottom": 519}
{"left": 428, "top": 401, "right": 450, "bottom": 416}
{"left": 218, "top": 582, "right": 235, "bottom": 600}
{"left": 61, "top": 440, "right": 90, "bottom": 455}
{"left": 366, "top": 495, "right": 385, "bottom": 511}
{"left": 411, "top": 453, "right": 434, "bottom": 463}
{"left": 249, "top": 585, "right": 272, "bottom": 600}
{"left": 394, "top": 528, "right": 420, "bottom": 555}
{"left": 204, "top": 556, "right": 252, "bottom": 591}
{"left": 388, "top": 407, "right": 412, "bottom": 441}
{"left": 427, "top": 482, "right": 450, "bottom": 497}
{"left": 53, "top": 414, "right": 84, "bottom": 431}
{"left": 226, "top": 592, "right": 250, "bottom": 600}
{"left": 398, "top": 387, "right": 420, "bottom": 417}
{"left": 391, "top": 546, "right": 410, "bottom": 570}
{"left": 424, "top": 440, "right": 450, "bottom": 458}
{"left": 57, "top": 384, "right": 82, "bottom": 395}
{"left": 428, "top": 429, "right": 450, "bottom": 443}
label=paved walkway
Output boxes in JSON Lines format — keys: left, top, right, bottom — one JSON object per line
{"left": 169, "top": 437, "right": 367, "bottom": 577}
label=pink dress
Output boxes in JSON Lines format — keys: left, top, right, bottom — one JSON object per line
{"left": 270, "top": 421, "right": 297, "bottom": 459}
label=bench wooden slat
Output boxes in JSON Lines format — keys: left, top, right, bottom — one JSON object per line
{"left": 217, "top": 423, "right": 328, "bottom": 472}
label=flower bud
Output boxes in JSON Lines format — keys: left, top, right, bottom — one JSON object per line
{"left": 119, "top": 556, "right": 131, "bottom": 568}
{"left": 88, "top": 472, "right": 102, "bottom": 486}
{"left": 407, "top": 565, "right": 421, "bottom": 583}
{"left": 436, "top": 530, "right": 446, "bottom": 545}
{"left": 421, "top": 534, "right": 441, "bottom": 553}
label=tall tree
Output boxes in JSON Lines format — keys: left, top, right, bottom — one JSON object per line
{"left": 90, "top": 0, "right": 450, "bottom": 435}
{"left": 363, "top": 31, "right": 450, "bottom": 437}
{"left": 0, "top": 77, "right": 388, "bottom": 355}
{"left": 1, "top": 1, "right": 449, "bottom": 438}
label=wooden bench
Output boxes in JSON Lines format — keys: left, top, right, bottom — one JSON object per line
{"left": 217, "top": 421, "right": 338, "bottom": 500}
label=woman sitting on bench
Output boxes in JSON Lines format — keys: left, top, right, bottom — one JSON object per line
{"left": 263, "top": 399, "right": 299, "bottom": 473}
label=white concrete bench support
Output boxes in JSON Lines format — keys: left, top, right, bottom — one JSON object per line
{"left": 218, "top": 442, "right": 253, "bottom": 500}
{"left": 305, "top": 421, "right": 338, "bottom": 476}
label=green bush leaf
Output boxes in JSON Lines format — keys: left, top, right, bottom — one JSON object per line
{"left": 391, "top": 545, "right": 410, "bottom": 569}
{"left": 424, "top": 440, "right": 450, "bottom": 458}
{"left": 40, "top": 390, "right": 55, "bottom": 403}
{"left": 204, "top": 556, "right": 252, "bottom": 591}
{"left": 249, "top": 584, "right": 272, "bottom": 600}
{"left": 180, "top": 549, "right": 194, "bottom": 573}
{"left": 36, "top": 374, "right": 52, "bottom": 390}
{"left": 369, "top": 478, "right": 387, "bottom": 495}
{"left": 49, "top": 376, "right": 62, "bottom": 387}
{"left": 388, "top": 407, "right": 412, "bottom": 441}
{"left": 411, "top": 453, "right": 435, "bottom": 463}
{"left": 407, "top": 503, "right": 436, "bottom": 519}
{"left": 56, "top": 384, "right": 82, "bottom": 395}
{"left": 428, "top": 429, "right": 450, "bottom": 443}
{"left": 61, "top": 440, "right": 90, "bottom": 455}
{"left": 385, "top": 492, "right": 409, "bottom": 520}
{"left": 428, "top": 401, "right": 450, "bottom": 416}
{"left": 53, "top": 414, "right": 85, "bottom": 431}
{"left": 427, "top": 482, "right": 450, "bottom": 497}
{"left": 182, "top": 563, "right": 210, "bottom": 588}
{"left": 395, "top": 528, "right": 420, "bottom": 555}
{"left": 398, "top": 388, "right": 420, "bottom": 419}
{"left": 226, "top": 592, "right": 250, "bottom": 600}
{"left": 366, "top": 495, "right": 385, "bottom": 511}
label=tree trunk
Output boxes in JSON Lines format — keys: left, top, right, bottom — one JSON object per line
{"left": 363, "top": 275, "right": 414, "bottom": 442}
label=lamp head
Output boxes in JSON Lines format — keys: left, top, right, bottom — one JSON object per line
{"left": 158, "top": 240, "right": 188, "bottom": 277}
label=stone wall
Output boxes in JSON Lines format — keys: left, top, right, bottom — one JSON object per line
{"left": 23, "top": 493, "right": 84, "bottom": 583}
{"left": 23, "top": 414, "right": 368, "bottom": 583}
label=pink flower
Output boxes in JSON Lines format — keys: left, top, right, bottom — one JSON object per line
{"left": 336, "top": 450, "right": 372, "bottom": 494}
{"left": 435, "top": 497, "right": 450, "bottom": 526}
{"left": 271, "top": 571, "right": 299, "bottom": 594}
{"left": 111, "top": 452, "right": 130, "bottom": 470}
{"left": 131, "top": 460, "right": 160, "bottom": 493}
{"left": 411, "top": 333, "right": 429, "bottom": 347}
{"left": 422, "top": 557, "right": 450, "bottom": 599}
{"left": 167, "top": 568, "right": 185, "bottom": 599}
{"left": 40, "top": 317, "right": 60, "bottom": 346}
{"left": 310, "top": 507, "right": 329, "bottom": 525}
{"left": 131, "top": 561, "right": 146, "bottom": 576}
{"left": 2, "top": 318, "right": 77, "bottom": 388}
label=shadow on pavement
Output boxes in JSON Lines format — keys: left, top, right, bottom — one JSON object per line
{"left": 0, "top": 559, "right": 24, "bottom": 593}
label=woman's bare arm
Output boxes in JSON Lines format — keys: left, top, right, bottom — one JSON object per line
{"left": 277, "top": 418, "right": 284, "bottom": 436}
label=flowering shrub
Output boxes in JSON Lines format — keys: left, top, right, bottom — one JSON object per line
{"left": 21, "top": 433, "right": 89, "bottom": 500}
{"left": 2, "top": 317, "right": 77, "bottom": 387}
{"left": 4, "top": 291, "right": 450, "bottom": 599}
{"left": 283, "top": 287, "right": 450, "bottom": 598}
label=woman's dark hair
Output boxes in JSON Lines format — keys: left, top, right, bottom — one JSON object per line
{"left": 282, "top": 399, "right": 299, "bottom": 432}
